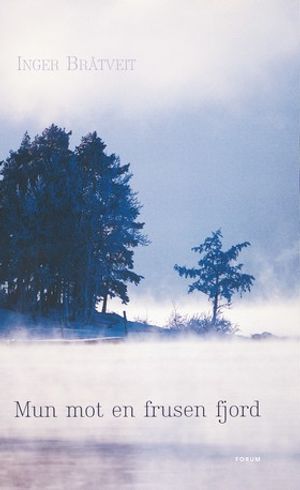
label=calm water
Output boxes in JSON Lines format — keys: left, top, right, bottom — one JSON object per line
{"left": 0, "top": 340, "right": 299, "bottom": 489}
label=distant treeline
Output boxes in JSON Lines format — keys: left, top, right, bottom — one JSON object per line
{"left": 0, "top": 125, "right": 146, "bottom": 321}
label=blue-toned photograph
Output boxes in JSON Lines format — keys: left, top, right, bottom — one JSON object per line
{"left": 0, "top": 1, "right": 299, "bottom": 489}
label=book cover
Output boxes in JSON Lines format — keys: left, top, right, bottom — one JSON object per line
{"left": 0, "top": 1, "right": 299, "bottom": 489}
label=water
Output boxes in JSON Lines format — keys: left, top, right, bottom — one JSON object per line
{"left": 0, "top": 339, "right": 299, "bottom": 489}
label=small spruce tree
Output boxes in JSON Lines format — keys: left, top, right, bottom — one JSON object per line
{"left": 174, "top": 229, "right": 255, "bottom": 322}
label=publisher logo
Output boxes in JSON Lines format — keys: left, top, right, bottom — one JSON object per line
{"left": 235, "top": 456, "right": 261, "bottom": 463}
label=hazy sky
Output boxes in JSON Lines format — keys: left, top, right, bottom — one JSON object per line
{"left": 0, "top": 1, "right": 298, "bottom": 330}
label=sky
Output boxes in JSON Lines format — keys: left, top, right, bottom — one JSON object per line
{"left": 0, "top": 0, "right": 299, "bottom": 333}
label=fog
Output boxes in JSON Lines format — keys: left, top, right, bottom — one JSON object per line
{"left": 1, "top": 340, "right": 299, "bottom": 488}
{"left": 110, "top": 295, "right": 300, "bottom": 337}
{"left": 1, "top": 1, "right": 298, "bottom": 121}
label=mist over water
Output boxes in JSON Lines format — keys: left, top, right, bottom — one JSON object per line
{"left": 1, "top": 340, "right": 299, "bottom": 489}
{"left": 110, "top": 295, "right": 300, "bottom": 337}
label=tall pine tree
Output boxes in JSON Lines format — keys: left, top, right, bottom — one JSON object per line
{"left": 0, "top": 125, "right": 146, "bottom": 322}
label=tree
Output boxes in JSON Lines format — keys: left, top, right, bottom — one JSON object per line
{"left": 174, "top": 229, "right": 255, "bottom": 322}
{"left": 0, "top": 125, "right": 146, "bottom": 322}
{"left": 73, "top": 131, "right": 146, "bottom": 317}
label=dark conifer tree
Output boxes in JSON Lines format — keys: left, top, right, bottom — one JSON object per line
{"left": 74, "top": 132, "right": 146, "bottom": 317}
{"left": 174, "top": 229, "right": 255, "bottom": 322}
{"left": 0, "top": 125, "right": 146, "bottom": 322}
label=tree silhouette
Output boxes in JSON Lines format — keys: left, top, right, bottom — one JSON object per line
{"left": 0, "top": 125, "right": 146, "bottom": 321}
{"left": 174, "top": 229, "right": 255, "bottom": 321}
